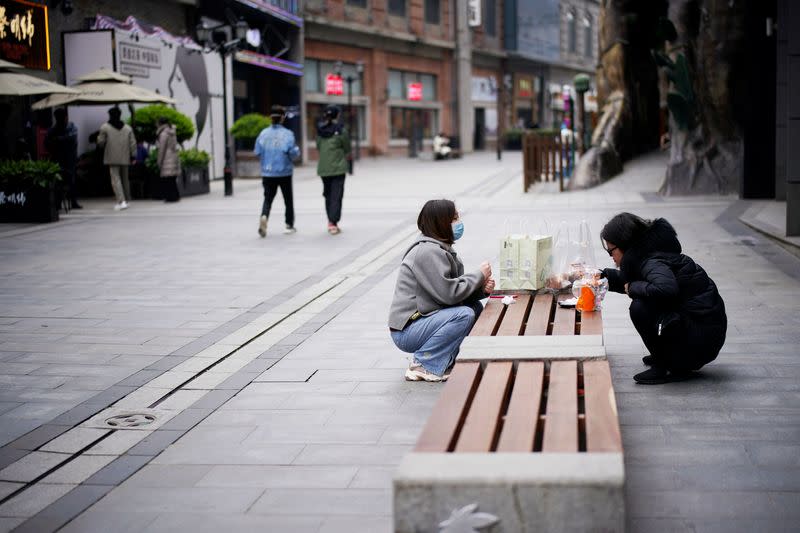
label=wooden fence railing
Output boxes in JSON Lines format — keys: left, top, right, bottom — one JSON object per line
{"left": 522, "top": 132, "right": 574, "bottom": 192}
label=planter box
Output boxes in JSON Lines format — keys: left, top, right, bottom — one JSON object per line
{"left": 179, "top": 167, "right": 210, "bottom": 197}
{"left": 0, "top": 185, "right": 59, "bottom": 223}
{"left": 235, "top": 151, "right": 261, "bottom": 179}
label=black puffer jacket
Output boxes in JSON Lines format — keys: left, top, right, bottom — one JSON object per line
{"left": 603, "top": 218, "right": 727, "bottom": 327}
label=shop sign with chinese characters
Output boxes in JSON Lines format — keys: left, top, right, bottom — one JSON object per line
{"left": 0, "top": 0, "right": 50, "bottom": 70}
{"left": 325, "top": 73, "right": 343, "bottom": 95}
{"left": 407, "top": 82, "right": 422, "bottom": 101}
{"left": 0, "top": 191, "right": 27, "bottom": 206}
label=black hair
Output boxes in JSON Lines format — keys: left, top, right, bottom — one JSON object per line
{"left": 324, "top": 105, "right": 340, "bottom": 120}
{"left": 158, "top": 116, "right": 169, "bottom": 125}
{"left": 417, "top": 199, "right": 457, "bottom": 244}
{"left": 108, "top": 107, "right": 121, "bottom": 119}
{"left": 600, "top": 212, "right": 652, "bottom": 251}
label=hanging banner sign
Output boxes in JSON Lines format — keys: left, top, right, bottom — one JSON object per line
{"left": 325, "top": 73, "right": 343, "bottom": 95}
{"left": 0, "top": 0, "right": 50, "bottom": 70}
{"left": 407, "top": 82, "right": 423, "bottom": 101}
{"left": 467, "top": 0, "right": 481, "bottom": 27}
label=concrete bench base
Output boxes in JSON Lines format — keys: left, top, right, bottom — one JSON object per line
{"left": 394, "top": 453, "right": 625, "bottom": 533}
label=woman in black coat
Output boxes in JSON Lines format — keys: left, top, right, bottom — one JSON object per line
{"left": 601, "top": 213, "right": 727, "bottom": 384}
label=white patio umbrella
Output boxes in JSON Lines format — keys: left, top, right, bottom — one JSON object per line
{"left": 30, "top": 68, "right": 177, "bottom": 110}
{"left": 0, "top": 71, "right": 81, "bottom": 96}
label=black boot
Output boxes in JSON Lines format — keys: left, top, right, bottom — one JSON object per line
{"left": 642, "top": 354, "right": 655, "bottom": 366}
{"left": 633, "top": 367, "right": 692, "bottom": 385}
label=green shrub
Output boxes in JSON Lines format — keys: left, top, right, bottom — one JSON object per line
{"left": 179, "top": 148, "right": 210, "bottom": 170}
{"left": 145, "top": 149, "right": 159, "bottom": 175}
{"left": 530, "top": 128, "right": 561, "bottom": 138}
{"left": 130, "top": 105, "right": 195, "bottom": 144}
{"left": 230, "top": 113, "right": 271, "bottom": 148}
{"left": 0, "top": 159, "right": 62, "bottom": 189}
{"left": 503, "top": 129, "right": 525, "bottom": 143}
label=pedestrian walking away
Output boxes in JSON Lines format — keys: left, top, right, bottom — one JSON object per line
{"left": 156, "top": 117, "right": 181, "bottom": 203}
{"left": 254, "top": 105, "right": 301, "bottom": 237}
{"left": 96, "top": 107, "right": 136, "bottom": 211}
{"left": 388, "top": 199, "right": 495, "bottom": 382}
{"left": 45, "top": 108, "right": 82, "bottom": 210}
{"left": 316, "top": 105, "right": 351, "bottom": 235}
{"left": 601, "top": 212, "right": 727, "bottom": 384}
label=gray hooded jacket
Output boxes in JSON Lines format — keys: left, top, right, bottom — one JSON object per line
{"left": 388, "top": 235, "right": 485, "bottom": 331}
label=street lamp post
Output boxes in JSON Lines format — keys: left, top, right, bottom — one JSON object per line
{"left": 334, "top": 61, "right": 363, "bottom": 175}
{"left": 196, "top": 19, "right": 249, "bottom": 196}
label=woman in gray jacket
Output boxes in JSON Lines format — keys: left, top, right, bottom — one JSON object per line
{"left": 388, "top": 199, "right": 494, "bottom": 382}
{"left": 156, "top": 117, "right": 181, "bottom": 203}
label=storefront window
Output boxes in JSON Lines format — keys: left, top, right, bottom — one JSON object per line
{"left": 583, "top": 16, "right": 593, "bottom": 58}
{"left": 484, "top": 0, "right": 496, "bottom": 36}
{"left": 390, "top": 107, "right": 438, "bottom": 140}
{"left": 389, "top": 0, "right": 406, "bottom": 17}
{"left": 306, "top": 102, "right": 366, "bottom": 142}
{"left": 425, "top": 0, "right": 440, "bottom": 24}
{"left": 567, "top": 11, "right": 577, "bottom": 53}
{"left": 305, "top": 59, "right": 363, "bottom": 95}
{"left": 388, "top": 70, "right": 437, "bottom": 100}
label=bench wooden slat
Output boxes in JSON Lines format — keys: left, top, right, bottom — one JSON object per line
{"left": 414, "top": 363, "right": 481, "bottom": 452}
{"left": 542, "top": 360, "right": 578, "bottom": 452}
{"left": 579, "top": 310, "right": 603, "bottom": 335}
{"left": 524, "top": 293, "right": 553, "bottom": 335}
{"left": 583, "top": 361, "right": 623, "bottom": 452}
{"left": 495, "top": 294, "right": 532, "bottom": 336}
{"left": 469, "top": 300, "right": 504, "bottom": 336}
{"left": 496, "top": 362, "right": 544, "bottom": 452}
{"left": 551, "top": 294, "right": 576, "bottom": 336}
{"left": 455, "top": 362, "right": 513, "bottom": 452}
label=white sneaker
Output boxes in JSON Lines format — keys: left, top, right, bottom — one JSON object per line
{"left": 258, "top": 215, "right": 267, "bottom": 237}
{"left": 404, "top": 364, "right": 446, "bottom": 382}
{"left": 113, "top": 201, "right": 128, "bottom": 211}
{"left": 283, "top": 225, "right": 297, "bottom": 235}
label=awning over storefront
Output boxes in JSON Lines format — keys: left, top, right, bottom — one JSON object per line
{"left": 234, "top": 49, "right": 302, "bottom": 76}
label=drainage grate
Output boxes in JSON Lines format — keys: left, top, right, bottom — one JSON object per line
{"left": 104, "top": 413, "right": 157, "bottom": 428}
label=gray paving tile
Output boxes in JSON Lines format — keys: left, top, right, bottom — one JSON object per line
{"left": 92, "top": 486, "right": 264, "bottom": 514}
{"left": 156, "top": 408, "right": 214, "bottom": 431}
{"left": 58, "top": 510, "right": 159, "bottom": 533}
{"left": 0, "top": 483, "right": 75, "bottom": 518}
{"left": 5, "top": 424, "right": 71, "bottom": 451}
{"left": 293, "top": 445, "right": 408, "bottom": 466}
{"left": 83, "top": 454, "right": 154, "bottom": 486}
{"left": 197, "top": 465, "right": 357, "bottom": 489}
{"left": 141, "top": 512, "right": 321, "bottom": 533}
{"left": 319, "top": 515, "right": 393, "bottom": 533}
{"left": 125, "top": 430, "right": 184, "bottom": 456}
{"left": 0, "top": 451, "right": 69, "bottom": 483}
{"left": 0, "top": 481, "right": 24, "bottom": 500}
{"left": 249, "top": 488, "right": 392, "bottom": 516}
{"left": 152, "top": 443, "right": 303, "bottom": 466}
{"left": 123, "top": 465, "right": 214, "bottom": 488}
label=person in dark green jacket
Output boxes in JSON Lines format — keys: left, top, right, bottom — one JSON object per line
{"left": 316, "top": 105, "right": 351, "bottom": 235}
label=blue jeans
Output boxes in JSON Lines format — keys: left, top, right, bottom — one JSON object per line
{"left": 390, "top": 303, "right": 482, "bottom": 376}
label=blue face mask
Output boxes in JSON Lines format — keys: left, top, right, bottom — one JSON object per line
{"left": 452, "top": 220, "right": 464, "bottom": 241}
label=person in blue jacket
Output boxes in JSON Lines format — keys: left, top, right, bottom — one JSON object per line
{"left": 254, "top": 106, "right": 301, "bottom": 237}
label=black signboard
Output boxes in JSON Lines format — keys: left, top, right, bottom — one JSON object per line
{"left": 0, "top": 0, "right": 50, "bottom": 70}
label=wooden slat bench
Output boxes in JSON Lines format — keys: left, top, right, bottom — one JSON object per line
{"left": 394, "top": 359, "right": 624, "bottom": 532}
{"left": 458, "top": 291, "right": 606, "bottom": 361}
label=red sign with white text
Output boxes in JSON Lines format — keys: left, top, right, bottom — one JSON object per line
{"left": 325, "top": 73, "right": 343, "bottom": 96}
{"left": 407, "top": 82, "right": 423, "bottom": 101}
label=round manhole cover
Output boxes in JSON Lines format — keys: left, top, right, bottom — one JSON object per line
{"left": 105, "top": 413, "right": 156, "bottom": 428}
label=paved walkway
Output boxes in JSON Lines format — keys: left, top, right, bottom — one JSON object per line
{"left": 0, "top": 151, "right": 798, "bottom": 532}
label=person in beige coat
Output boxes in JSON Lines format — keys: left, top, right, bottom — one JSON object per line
{"left": 156, "top": 117, "right": 181, "bottom": 203}
{"left": 97, "top": 107, "right": 136, "bottom": 210}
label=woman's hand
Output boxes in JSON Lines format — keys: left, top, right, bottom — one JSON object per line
{"left": 624, "top": 283, "right": 629, "bottom": 295}
{"left": 483, "top": 278, "right": 495, "bottom": 295}
{"left": 480, "top": 261, "right": 492, "bottom": 280}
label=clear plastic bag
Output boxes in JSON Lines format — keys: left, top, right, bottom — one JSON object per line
{"left": 571, "top": 268, "right": 608, "bottom": 312}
